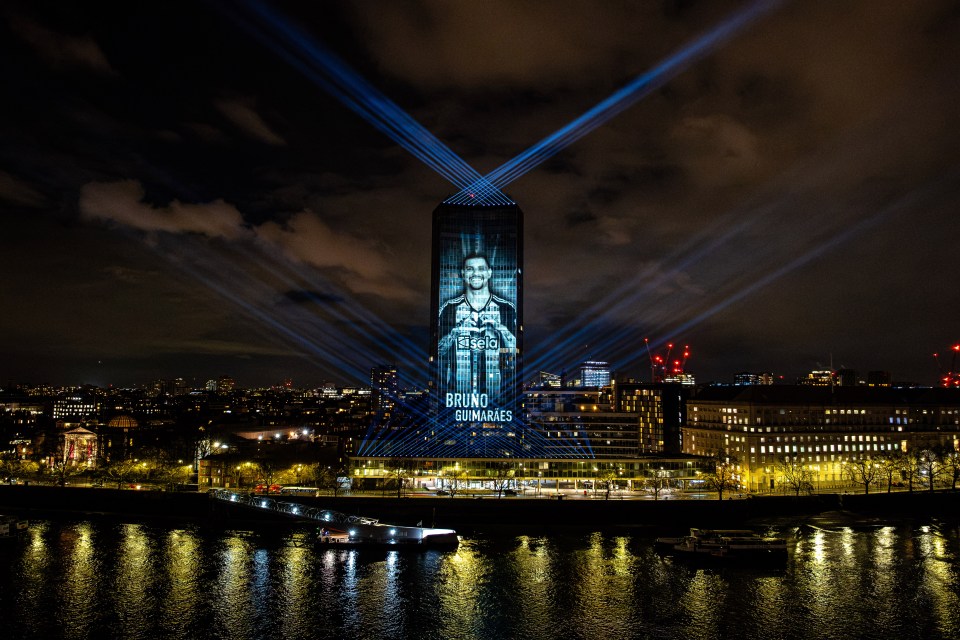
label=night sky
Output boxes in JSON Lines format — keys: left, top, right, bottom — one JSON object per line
{"left": 2, "top": 0, "right": 959, "bottom": 389}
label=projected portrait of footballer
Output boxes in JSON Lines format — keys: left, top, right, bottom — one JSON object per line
{"left": 437, "top": 253, "right": 517, "bottom": 413}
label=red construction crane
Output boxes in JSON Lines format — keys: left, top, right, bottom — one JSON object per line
{"left": 645, "top": 339, "right": 691, "bottom": 382}
{"left": 933, "top": 344, "right": 960, "bottom": 387}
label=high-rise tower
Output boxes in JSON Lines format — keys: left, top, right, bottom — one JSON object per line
{"left": 430, "top": 200, "right": 523, "bottom": 455}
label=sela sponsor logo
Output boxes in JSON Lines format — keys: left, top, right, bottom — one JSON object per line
{"left": 456, "top": 334, "right": 499, "bottom": 351}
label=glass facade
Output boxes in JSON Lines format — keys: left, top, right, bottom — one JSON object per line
{"left": 431, "top": 202, "right": 523, "bottom": 455}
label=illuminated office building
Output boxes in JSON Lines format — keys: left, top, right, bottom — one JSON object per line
{"left": 734, "top": 372, "right": 774, "bottom": 386}
{"left": 52, "top": 391, "right": 98, "bottom": 420}
{"left": 577, "top": 361, "right": 611, "bottom": 388}
{"left": 429, "top": 200, "right": 523, "bottom": 456}
{"left": 355, "top": 196, "right": 698, "bottom": 485}
{"left": 370, "top": 364, "right": 399, "bottom": 425}
{"left": 683, "top": 386, "right": 960, "bottom": 492}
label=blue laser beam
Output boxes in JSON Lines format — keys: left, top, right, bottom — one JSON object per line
{"left": 522, "top": 208, "right": 773, "bottom": 375}
{"left": 229, "top": 0, "right": 513, "bottom": 205}
{"left": 446, "top": 0, "right": 786, "bottom": 205}
{"left": 651, "top": 173, "right": 960, "bottom": 353}
{"left": 528, "top": 169, "right": 960, "bottom": 381}
{"left": 138, "top": 230, "right": 434, "bottom": 388}
{"left": 251, "top": 244, "right": 429, "bottom": 374}
{"left": 170, "top": 0, "right": 783, "bottom": 458}
{"left": 230, "top": 0, "right": 784, "bottom": 207}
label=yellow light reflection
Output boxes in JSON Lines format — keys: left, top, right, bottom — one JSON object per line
{"left": 163, "top": 529, "right": 200, "bottom": 633}
{"left": 436, "top": 541, "right": 484, "bottom": 637}
{"left": 116, "top": 523, "right": 153, "bottom": 631}
{"left": 215, "top": 536, "right": 257, "bottom": 636}
{"left": 279, "top": 539, "right": 311, "bottom": 639}
{"left": 680, "top": 570, "right": 729, "bottom": 637}
{"left": 917, "top": 526, "right": 960, "bottom": 635}
{"left": 61, "top": 523, "right": 96, "bottom": 636}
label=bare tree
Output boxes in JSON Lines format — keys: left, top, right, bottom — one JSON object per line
{"left": 876, "top": 450, "right": 904, "bottom": 493}
{"left": 703, "top": 450, "right": 740, "bottom": 501}
{"left": 137, "top": 447, "right": 177, "bottom": 487}
{"left": 597, "top": 468, "right": 619, "bottom": 500}
{"left": 900, "top": 449, "right": 920, "bottom": 492}
{"left": 1, "top": 459, "right": 39, "bottom": 483}
{"left": 386, "top": 465, "right": 411, "bottom": 498}
{"left": 775, "top": 456, "right": 815, "bottom": 496}
{"left": 490, "top": 462, "right": 515, "bottom": 498}
{"left": 915, "top": 448, "right": 944, "bottom": 491}
{"left": 315, "top": 464, "right": 351, "bottom": 496}
{"left": 48, "top": 460, "right": 85, "bottom": 487}
{"left": 441, "top": 467, "right": 468, "bottom": 497}
{"left": 101, "top": 458, "right": 140, "bottom": 489}
{"left": 942, "top": 449, "right": 960, "bottom": 491}
{"left": 842, "top": 458, "right": 881, "bottom": 494}
{"left": 251, "top": 460, "right": 281, "bottom": 489}
{"left": 0, "top": 459, "right": 19, "bottom": 481}
{"left": 643, "top": 468, "right": 668, "bottom": 501}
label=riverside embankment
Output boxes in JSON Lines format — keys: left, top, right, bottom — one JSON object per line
{"left": 2, "top": 485, "right": 958, "bottom": 534}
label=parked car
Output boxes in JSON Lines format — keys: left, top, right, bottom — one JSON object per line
{"left": 435, "top": 489, "right": 450, "bottom": 496}
{"left": 503, "top": 489, "right": 518, "bottom": 496}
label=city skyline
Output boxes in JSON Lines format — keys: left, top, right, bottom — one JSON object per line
{"left": 3, "top": 1, "right": 959, "bottom": 388}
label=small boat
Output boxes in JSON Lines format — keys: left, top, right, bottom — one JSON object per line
{"left": 0, "top": 514, "right": 28, "bottom": 540}
{"left": 656, "top": 528, "right": 787, "bottom": 561}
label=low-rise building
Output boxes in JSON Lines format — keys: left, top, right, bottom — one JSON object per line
{"left": 682, "top": 386, "right": 960, "bottom": 491}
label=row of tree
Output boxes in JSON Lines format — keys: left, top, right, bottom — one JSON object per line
{"left": 1, "top": 449, "right": 193, "bottom": 489}
{"left": 1, "top": 453, "right": 354, "bottom": 495}
{"left": 837, "top": 445, "right": 960, "bottom": 495}
{"left": 702, "top": 445, "right": 960, "bottom": 499}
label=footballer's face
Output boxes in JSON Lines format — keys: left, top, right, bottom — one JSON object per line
{"left": 462, "top": 257, "right": 491, "bottom": 291}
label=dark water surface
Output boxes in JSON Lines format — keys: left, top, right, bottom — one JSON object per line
{"left": 1, "top": 519, "right": 958, "bottom": 639}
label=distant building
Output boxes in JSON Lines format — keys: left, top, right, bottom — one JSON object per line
{"left": 615, "top": 382, "right": 687, "bottom": 454}
{"left": 734, "top": 372, "right": 774, "bottom": 386}
{"left": 683, "top": 385, "right": 960, "bottom": 492}
{"left": 60, "top": 427, "right": 98, "bottom": 468}
{"left": 370, "top": 365, "right": 399, "bottom": 425}
{"left": 577, "top": 361, "right": 611, "bottom": 388}
{"left": 531, "top": 371, "right": 562, "bottom": 388}
{"left": 524, "top": 386, "right": 637, "bottom": 458}
{"left": 799, "top": 370, "right": 834, "bottom": 387}
{"left": 523, "top": 382, "right": 687, "bottom": 457}
{"left": 217, "top": 375, "right": 236, "bottom": 393}
{"left": 663, "top": 372, "right": 696, "bottom": 386}
{"left": 867, "top": 371, "right": 892, "bottom": 387}
{"left": 52, "top": 391, "right": 98, "bottom": 420}
{"left": 836, "top": 369, "right": 859, "bottom": 387}
{"left": 99, "top": 414, "right": 140, "bottom": 462}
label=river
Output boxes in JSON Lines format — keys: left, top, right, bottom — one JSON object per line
{"left": 1, "top": 518, "right": 958, "bottom": 639}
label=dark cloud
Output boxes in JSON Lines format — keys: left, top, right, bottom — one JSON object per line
{"left": 6, "top": 10, "right": 116, "bottom": 75}
{"left": 283, "top": 290, "right": 345, "bottom": 306}
{"left": 1, "top": 0, "right": 958, "bottom": 387}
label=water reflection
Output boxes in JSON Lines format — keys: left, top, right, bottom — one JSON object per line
{"left": 62, "top": 522, "right": 96, "bottom": 638}
{"left": 918, "top": 525, "right": 960, "bottom": 635}
{"left": 214, "top": 536, "right": 257, "bottom": 638}
{"left": 161, "top": 530, "right": 200, "bottom": 638}
{"left": 2, "top": 521, "right": 960, "bottom": 640}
